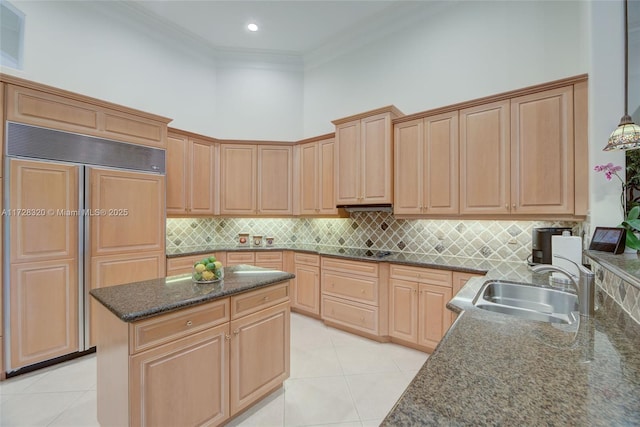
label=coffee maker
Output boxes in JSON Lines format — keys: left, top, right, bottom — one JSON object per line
{"left": 531, "top": 227, "right": 573, "bottom": 264}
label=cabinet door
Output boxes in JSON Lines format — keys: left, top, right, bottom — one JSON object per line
{"left": 418, "top": 284, "right": 452, "bottom": 351}
{"left": 293, "top": 264, "right": 320, "bottom": 315}
{"left": 335, "top": 121, "right": 361, "bottom": 204}
{"left": 452, "top": 272, "right": 483, "bottom": 296}
{"left": 389, "top": 279, "right": 418, "bottom": 343}
{"left": 361, "top": 113, "right": 393, "bottom": 203}
{"left": 166, "top": 133, "right": 189, "bottom": 214}
{"left": 258, "top": 145, "right": 293, "bottom": 215}
{"left": 425, "top": 111, "right": 459, "bottom": 215}
{"left": 130, "top": 324, "right": 230, "bottom": 427}
{"left": 189, "top": 138, "right": 216, "bottom": 215}
{"left": 10, "top": 259, "right": 78, "bottom": 369}
{"left": 460, "top": 100, "right": 510, "bottom": 214}
{"left": 90, "top": 168, "right": 165, "bottom": 256}
{"left": 220, "top": 144, "right": 257, "bottom": 215}
{"left": 230, "top": 302, "right": 290, "bottom": 415}
{"left": 318, "top": 138, "right": 338, "bottom": 214}
{"left": 299, "top": 142, "right": 318, "bottom": 214}
{"left": 511, "top": 86, "right": 574, "bottom": 214}
{"left": 394, "top": 119, "right": 424, "bottom": 215}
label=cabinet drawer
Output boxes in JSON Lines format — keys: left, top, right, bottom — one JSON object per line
{"left": 231, "top": 282, "right": 290, "bottom": 320}
{"left": 226, "top": 252, "right": 255, "bottom": 266}
{"left": 322, "top": 272, "right": 378, "bottom": 304}
{"left": 166, "top": 253, "right": 221, "bottom": 276}
{"left": 322, "top": 296, "right": 378, "bottom": 335}
{"left": 294, "top": 253, "right": 320, "bottom": 266}
{"left": 131, "top": 298, "right": 230, "bottom": 354}
{"left": 255, "top": 252, "right": 283, "bottom": 262}
{"left": 321, "top": 257, "right": 378, "bottom": 277}
{"left": 390, "top": 264, "right": 452, "bottom": 287}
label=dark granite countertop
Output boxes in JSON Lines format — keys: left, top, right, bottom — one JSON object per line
{"left": 166, "top": 244, "right": 517, "bottom": 275}
{"left": 90, "top": 265, "right": 295, "bottom": 323}
{"left": 382, "top": 262, "right": 640, "bottom": 426}
{"left": 585, "top": 249, "right": 640, "bottom": 290}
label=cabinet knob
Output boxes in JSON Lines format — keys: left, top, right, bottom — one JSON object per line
{"left": 512, "top": 204, "right": 516, "bottom": 209}
{"left": 263, "top": 296, "right": 270, "bottom": 301}
{"left": 360, "top": 289, "right": 365, "bottom": 294}
{"left": 186, "top": 320, "right": 193, "bottom": 327}
{"left": 233, "top": 329, "right": 240, "bottom": 335}
{"left": 225, "top": 334, "right": 231, "bottom": 341}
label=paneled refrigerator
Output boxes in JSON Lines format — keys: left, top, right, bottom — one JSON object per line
{"left": 3, "top": 122, "right": 166, "bottom": 373}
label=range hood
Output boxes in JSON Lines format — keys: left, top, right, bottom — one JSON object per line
{"left": 338, "top": 204, "right": 393, "bottom": 213}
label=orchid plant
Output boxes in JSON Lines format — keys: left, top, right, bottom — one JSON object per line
{"left": 595, "top": 162, "right": 640, "bottom": 250}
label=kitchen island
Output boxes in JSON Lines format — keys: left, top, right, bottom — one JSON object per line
{"left": 90, "top": 265, "right": 294, "bottom": 427}
{"left": 381, "top": 262, "right": 640, "bottom": 426}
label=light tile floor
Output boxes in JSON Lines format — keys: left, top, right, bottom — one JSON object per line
{"left": 0, "top": 313, "right": 428, "bottom": 426}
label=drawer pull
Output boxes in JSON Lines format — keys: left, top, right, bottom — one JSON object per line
{"left": 186, "top": 320, "right": 193, "bottom": 327}
{"left": 233, "top": 329, "right": 240, "bottom": 335}
{"left": 225, "top": 334, "right": 231, "bottom": 341}
{"left": 263, "top": 296, "right": 270, "bottom": 301}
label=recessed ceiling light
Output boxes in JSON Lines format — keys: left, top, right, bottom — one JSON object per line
{"left": 247, "top": 23, "right": 258, "bottom": 32}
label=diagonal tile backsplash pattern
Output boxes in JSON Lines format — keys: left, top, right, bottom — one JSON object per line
{"left": 167, "top": 212, "right": 581, "bottom": 263}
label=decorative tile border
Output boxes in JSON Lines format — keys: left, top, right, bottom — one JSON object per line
{"left": 167, "top": 213, "right": 580, "bottom": 263}
{"left": 592, "top": 260, "right": 640, "bottom": 324}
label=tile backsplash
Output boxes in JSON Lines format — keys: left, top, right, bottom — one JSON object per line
{"left": 592, "top": 261, "right": 640, "bottom": 324}
{"left": 166, "top": 212, "right": 581, "bottom": 263}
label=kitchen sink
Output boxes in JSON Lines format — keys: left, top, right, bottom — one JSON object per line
{"left": 473, "top": 280, "right": 579, "bottom": 324}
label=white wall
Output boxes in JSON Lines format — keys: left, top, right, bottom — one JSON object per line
{"left": 0, "top": 1, "right": 303, "bottom": 140}
{"left": 303, "top": 0, "right": 588, "bottom": 136}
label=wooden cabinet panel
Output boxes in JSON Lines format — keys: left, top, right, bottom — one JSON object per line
{"left": 294, "top": 252, "right": 320, "bottom": 266}
{"left": 318, "top": 138, "right": 337, "bottom": 214}
{"left": 418, "top": 284, "right": 452, "bottom": 351}
{"left": 511, "top": 86, "right": 574, "bottom": 214}
{"left": 389, "top": 279, "right": 418, "bottom": 343}
{"left": 6, "top": 85, "right": 166, "bottom": 149}
{"left": 322, "top": 295, "right": 378, "bottom": 335}
{"left": 9, "top": 159, "right": 79, "bottom": 262}
{"left": 322, "top": 272, "right": 378, "bottom": 304}
{"left": 9, "top": 259, "right": 78, "bottom": 369}
{"left": 389, "top": 264, "right": 452, "bottom": 287}
{"left": 90, "top": 168, "right": 165, "bottom": 256}
{"left": 394, "top": 119, "right": 423, "bottom": 215}
{"left": 230, "top": 282, "right": 289, "bottom": 320}
{"left": 460, "top": 100, "right": 510, "bottom": 215}
{"left": 292, "top": 264, "right": 320, "bottom": 316}
{"left": 335, "top": 121, "right": 360, "bottom": 204}
{"left": 299, "top": 142, "right": 318, "bottom": 214}
{"left": 166, "top": 252, "right": 225, "bottom": 276}
{"left": 189, "top": 138, "right": 216, "bottom": 215}
{"left": 0, "top": 83, "right": 5, "bottom": 177}
{"left": 226, "top": 252, "right": 255, "bottom": 266}
{"left": 255, "top": 252, "right": 283, "bottom": 263}
{"left": 425, "top": 111, "right": 459, "bottom": 214}
{"left": 131, "top": 299, "right": 229, "bottom": 354}
{"left": 166, "top": 133, "right": 189, "bottom": 214}
{"left": 130, "top": 324, "right": 230, "bottom": 427}
{"left": 321, "top": 257, "right": 378, "bottom": 277}
{"left": 452, "top": 272, "right": 484, "bottom": 296}
{"left": 361, "top": 113, "right": 393, "bottom": 203}
{"left": 258, "top": 145, "right": 292, "bottom": 215}
{"left": 230, "top": 302, "right": 290, "bottom": 415}
{"left": 220, "top": 144, "right": 257, "bottom": 215}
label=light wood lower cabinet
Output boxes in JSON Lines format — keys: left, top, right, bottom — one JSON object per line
{"left": 452, "top": 272, "right": 484, "bottom": 296}
{"left": 255, "top": 251, "right": 283, "bottom": 271}
{"left": 166, "top": 252, "right": 227, "bottom": 276}
{"left": 226, "top": 252, "right": 256, "bottom": 267}
{"left": 291, "top": 253, "right": 320, "bottom": 317}
{"left": 96, "top": 283, "right": 290, "bottom": 427}
{"left": 389, "top": 264, "right": 453, "bottom": 352}
{"left": 320, "top": 257, "right": 388, "bottom": 339}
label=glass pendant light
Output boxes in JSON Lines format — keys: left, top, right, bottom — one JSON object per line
{"left": 604, "top": 0, "right": 640, "bottom": 151}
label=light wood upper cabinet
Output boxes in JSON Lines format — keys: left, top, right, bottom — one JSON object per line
{"left": 510, "top": 86, "right": 574, "bottom": 214}
{"left": 298, "top": 136, "right": 338, "bottom": 216}
{"left": 258, "top": 145, "right": 293, "bottom": 215}
{"left": 5, "top": 84, "right": 169, "bottom": 149}
{"left": 460, "top": 100, "right": 511, "bottom": 215}
{"left": 90, "top": 168, "right": 165, "bottom": 256}
{"left": 166, "top": 131, "right": 218, "bottom": 216}
{"left": 220, "top": 144, "right": 293, "bottom": 216}
{"left": 334, "top": 107, "right": 401, "bottom": 206}
{"left": 394, "top": 112, "right": 459, "bottom": 216}
{"left": 220, "top": 144, "right": 258, "bottom": 215}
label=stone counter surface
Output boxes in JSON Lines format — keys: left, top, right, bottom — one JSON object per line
{"left": 382, "top": 260, "right": 640, "bottom": 426}
{"left": 90, "top": 265, "right": 295, "bottom": 322}
{"left": 166, "top": 244, "right": 519, "bottom": 275}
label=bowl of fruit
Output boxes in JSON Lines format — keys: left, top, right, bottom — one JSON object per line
{"left": 192, "top": 256, "right": 224, "bottom": 284}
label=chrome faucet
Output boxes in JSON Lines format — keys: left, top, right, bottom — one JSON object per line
{"left": 530, "top": 255, "right": 595, "bottom": 317}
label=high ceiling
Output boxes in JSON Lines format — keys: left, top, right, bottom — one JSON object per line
{"left": 120, "top": 0, "right": 423, "bottom": 56}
